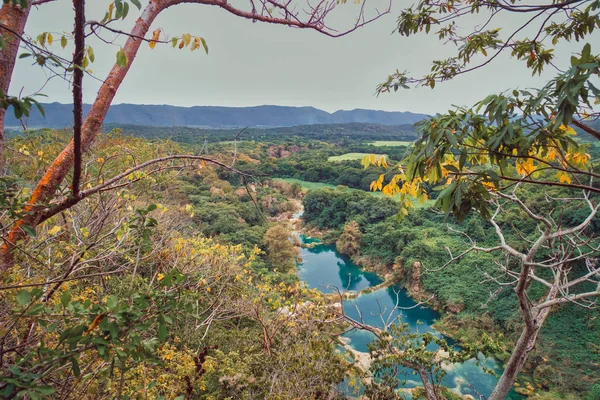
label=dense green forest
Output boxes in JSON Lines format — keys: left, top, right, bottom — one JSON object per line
{"left": 1, "top": 121, "right": 598, "bottom": 399}
{"left": 303, "top": 186, "right": 600, "bottom": 395}
{"left": 97, "top": 123, "right": 419, "bottom": 144}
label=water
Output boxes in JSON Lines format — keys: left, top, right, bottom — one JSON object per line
{"left": 296, "top": 233, "right": 523, "bottom": 399}
{"left": 297, "top": 237, "right": 382, "bottom": 293}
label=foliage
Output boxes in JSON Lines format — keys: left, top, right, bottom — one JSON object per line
{"left": 329, "top": 152, "right": 387, "bottom": 162}
{"left": 336, "top": 221, "right": 363, "bottom": 257}
{"left": 378, "top": 0, "right": 600, "bottom": 91}
{"left": 369, "top": 141, "right": 414, "bottom": 147}
{"left": 304, "top": 189, "right": 600, "bottom": 393}
{"left": 365, "top": 322, "right": 499, "bottom": 399}
{"left": 0, "top": 131, "right": 353, "bottom": 399}
{"left": 264, "top": 224, "right": 297, "bottom": 272}
{"left": 303, "top": 188, "right": 399, "bottom": 229}
{"left": 363, "top": 3, "right": 600, "bottom": 397}
{"left": 83, "top": 122, "right": 418, "bottom": 144}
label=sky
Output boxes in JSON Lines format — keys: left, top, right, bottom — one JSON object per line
{"left": 8, "top": 0, "right": 595, "bottom": 115}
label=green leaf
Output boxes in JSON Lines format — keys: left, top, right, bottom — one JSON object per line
{"left": 34, "top": 386, "right": 56, "bottom": 395}
{"left": 171, "top": 37, "right": 178, "bottom": 48}
{"left": 21, "top": 224, "right": 36, "bottom": 237}
{"left": 16, "top": 290, "right": 31, "bottom": 306}
{"left": 61, "top": 290, "right": 72, "bottom": 308}
{"left": 13, "top": 103, "right": 22, "bottom": 119}
{"left": 459, "top": 150, "right": 467, "bottom": 169}
{"left": 443, "top": 164, "right": 460, "bottom": 173}
{"left": 71, "top": 357, "right": 81, "bottom": 376}
{"left": 130, "top": 0, "right": 142, "bottom": 9}
{"left": 61, "top": 35, "right": 67, "bottom": 49}
{"left": 115, "top": 0, "right": 123, "bottom": 18}
{"left": 37, "top": 32, "right": 46, "bottom": 47}
{"left": 87, "top": 46, "right": 95, "bottom": 63}
{"left": 582, "top": 43, "right": 591, "bottom": 60}
{"left": 116, "top": 48, "right": 128, "bottom": 67}
{"left": 200, "top": 37, "right": 208, "bottom": 54}
{"left": 33, "top": 101, "right": 45, "bottom": 118}
{"left": 106, "top": 295, "right": 118, "bottom": 309}
{"left": 158, "top": 322, "right": 167, "bottom": 342}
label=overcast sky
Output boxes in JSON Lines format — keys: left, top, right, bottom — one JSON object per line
{"left": 9, "top": 0, "right": 595, "bottom": 115}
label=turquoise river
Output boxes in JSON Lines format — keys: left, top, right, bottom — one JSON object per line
{"left": 296, "top": 232, "right": 523, "bottom": 399}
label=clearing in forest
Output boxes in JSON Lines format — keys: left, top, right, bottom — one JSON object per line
{"left": 328, "top": 153, "right": 387, "bottom": 162}
{"left": 368, "top": 141, "right": 413, "bottom": 147}
{"left": 274, "top": 178, "right": 434, "bottom": 208}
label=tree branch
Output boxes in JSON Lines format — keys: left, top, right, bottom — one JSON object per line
{"left": 71, "top": 0, "right": 85, "bottom": 198}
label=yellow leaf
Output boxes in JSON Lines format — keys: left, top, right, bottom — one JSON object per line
{"left": 516, "top": 158, "right": 535, "bottom": 176}
{"left": 557, "top": 171, "right": 572, "bottom": 184}
{"left": 182, "top": 33, "right": 191, "bottom": 46}
{"left": 47, "top": 33, "right": 53, "bottom": 45}
{"left": 86, "top": 314, "right": 106, "bottom": 334}
{"left": 149, "top": 29, "right": 161, "bottom": 49}
{"left": 48, "top": 225, "right": 61, "bottom": 235}
{"left": 191, "top": 36, "right": 201, "bottom": 51}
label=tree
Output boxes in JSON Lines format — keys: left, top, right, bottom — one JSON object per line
{"left": 0, "top": 2, "right": 391, "bottom": 396}
{"left": 0, "top": 2, "right": 30, "bottom": 164}
{"left": 264, "top": 223, "right": 296, "bottom": 272}
{"left": 366, "top": 1, "right": 600, "bottom": 398}
{"left": 328, "top": 284, "right": 498, "bottom": 400}
{"left": 336, "top": 220, "right": 362, "bottom": 257}
{"left": 0, "top": 0, "right": 390, "bottom": 269}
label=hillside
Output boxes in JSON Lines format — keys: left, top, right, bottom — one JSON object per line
{"left": 100, "top": 122, "right": 419, "bottom": 143}
{"left": 4, "top": 103, "right": 428, "bottom": 129}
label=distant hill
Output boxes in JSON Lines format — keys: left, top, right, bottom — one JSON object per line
{"left": 102, "top": 122, "right": 419, "bottom": 143}
{"left": 3, "top": 103, "right": 428, "bottom": 129}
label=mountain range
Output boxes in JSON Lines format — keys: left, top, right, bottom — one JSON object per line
{"left": 3, "top": 103, "right": 428, "bottom": 129}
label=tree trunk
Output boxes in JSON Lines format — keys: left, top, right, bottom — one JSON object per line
{"left": 0, "top": 1, "right": 163, "bottom": 269}
{"left": 0, "top": 0, "right": 385, "bottom": 267}
{"left": 488, "top": 326, "right": 538, "bottom": 400}
{"left": 417, "top": 366, "right": 438, "bottom": 400}
{"left": 0, "top": 3, "right": 31, "bottom": 168}
{"left": 489, "top": 287, "right": 556, "bottom": 400}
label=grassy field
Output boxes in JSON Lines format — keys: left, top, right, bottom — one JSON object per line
{"left": 368, "top": 141, "right": 414, "bottom": 147}
{"left": 327, "top": 153, "right": 387, "bottom": 162}
{"left": 274, "top": 178, "right": 337, "bottom": 191}
{"left": 273, "top": 178, "right": 435, "bottom": 208}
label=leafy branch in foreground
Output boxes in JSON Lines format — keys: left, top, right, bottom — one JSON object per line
{"left": 377, "top": 0, "right": 600, "bottom": 91}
